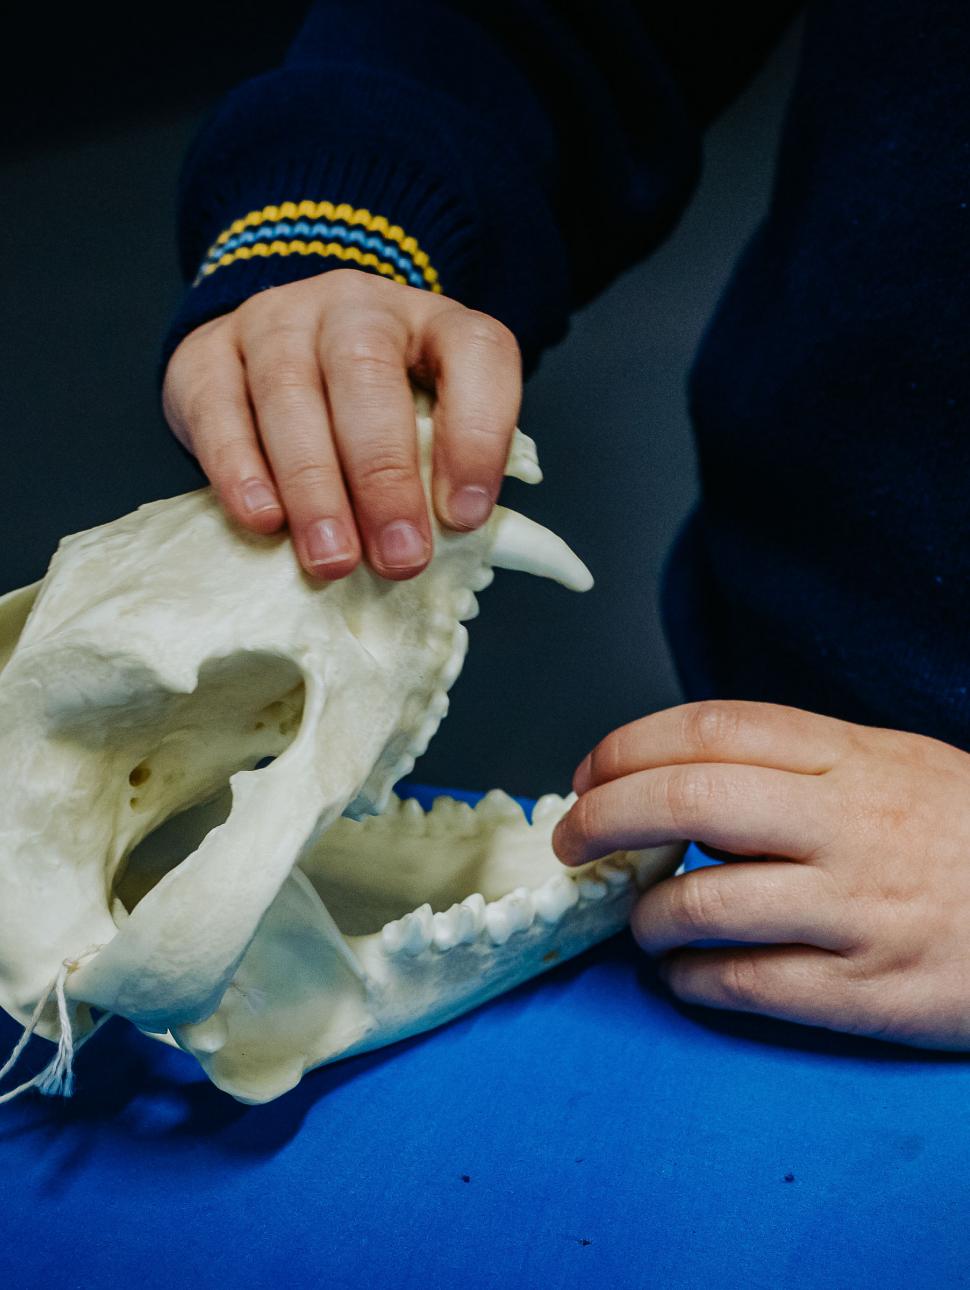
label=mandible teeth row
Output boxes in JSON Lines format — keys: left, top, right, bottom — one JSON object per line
{"left": 379, "top": 858, "right": 634, "bottom": 957}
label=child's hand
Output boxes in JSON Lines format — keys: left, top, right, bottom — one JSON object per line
{"left": 553, "top": 700, "right": 970, "bottom": 1048}
{"left": 162, "top": 269, "right": 521, "bottom": 581}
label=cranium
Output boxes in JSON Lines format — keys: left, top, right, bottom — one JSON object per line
{"left": 0, "top": 390, "right": 680, "bottom": 1104}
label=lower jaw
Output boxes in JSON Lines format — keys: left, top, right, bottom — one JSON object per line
{"left": 169, "top": 788, "right": 683, "bottom": 1105}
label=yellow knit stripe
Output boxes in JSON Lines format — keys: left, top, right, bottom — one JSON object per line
{"left": 206, "top": 200, "right": 439, "bottom": 285}
{"left": 198, "top": 239, "right": 444, "bottom": 291}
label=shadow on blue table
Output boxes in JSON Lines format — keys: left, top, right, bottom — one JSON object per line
{"left": 1, "top": 786, "right": 968, "bottom": 1289}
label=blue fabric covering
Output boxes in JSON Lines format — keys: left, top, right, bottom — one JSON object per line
{"left": 1, "top": 786, "right": 968, "bottom": 1287}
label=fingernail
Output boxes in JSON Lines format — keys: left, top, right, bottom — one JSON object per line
{"left": 241, "top": 478, "right": 279, "bottom": 515}
{"left": 306, "top": 518, "right": 354, "bottom": 567}
{"left": 573, "top": 755, "right": 592, "bottom": 795}
{"left": 448, "top": 485, "right": 492, "bottom": 530}
{"left": 379, "top": 520, "right": 428, "bottom": 569}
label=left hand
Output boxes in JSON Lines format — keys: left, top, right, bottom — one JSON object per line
{"left": 552, "top": 700, "right": 970, "bottom": 1049}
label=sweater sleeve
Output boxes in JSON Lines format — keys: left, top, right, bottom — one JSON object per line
{"left": 162, "top": 1, "right": 797, "bottom": 378}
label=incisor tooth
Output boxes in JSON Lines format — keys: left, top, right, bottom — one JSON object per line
{"left": 534, "top": 874, "right": 580, "bottom": 924}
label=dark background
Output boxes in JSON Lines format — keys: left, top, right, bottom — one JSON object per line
{"left": 0, "top": 11, "right": 799, "bottom": 795}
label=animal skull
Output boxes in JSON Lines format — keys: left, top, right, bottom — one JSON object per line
{"left": 0, "top": 391, "right": 681, "bottom": 1104}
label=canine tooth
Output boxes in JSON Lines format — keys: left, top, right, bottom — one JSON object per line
{"left": 432, "top": 910, "right": 459, "bottom": 951}
{"left": 401, "top": 904, "right": 434, "bottom": 955}
{"left": 461, "top": 892, "right": 486, "bottom": 933}
{"left": 534, "top": 874, "right": 580, "bottom": 924}
{"left": 381, "top": 919, "right": 406, "bottom": 955}
{"left": 532, "top": 793, "right": 567, "bottom": 825}
{"left": 488, "top": 507, "right": 594, "bottom": 592}
{"left": 578, "top": 876, "right": 608, "bottom": 901}
{"left": 598, "top": 859, "right": 631, "bottom": 887}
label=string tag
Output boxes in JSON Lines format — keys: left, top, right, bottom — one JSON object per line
{"left": 0, "top": 952, "right": 109, "bottom": 1106}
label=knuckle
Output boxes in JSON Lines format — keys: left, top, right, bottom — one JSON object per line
{"left": 662, "top": 765, "right": 720, "bottom": 832}
{"left": 321, "top": 267, "right": 376, "bottom": 301}
{"left": 202, "top": 438, "right": 243, "bottom": 485}
{"left": 682, "top": 700, "right": 741, "bottom": 758}
{"left": 719, "top": 954, "right": 766, "bottom": 1010}
{"left": 354, "top": 450, "right": 417, "bottom": 493}
{"left": 460, "top": 312, "right": 520, "bottom": 356}
{"left": 326, "top": 328, "right": 402, "bottom": 378}
{"left": 278, "top": 458, "right": 343, "bottom": 496}
{"left": 672, "top": 874, "right": 724, "bottom": 939}
{"left": 260, "top": 357, "right": 315, "bottom": 397}
{"left": 590, "top": 729, "right": 629, "bottom": 784}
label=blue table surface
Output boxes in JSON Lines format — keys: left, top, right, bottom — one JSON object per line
{"left": 1, "top": 785, "right": 968, "bottom": 1289}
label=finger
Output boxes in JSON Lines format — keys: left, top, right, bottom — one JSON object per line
{"left": 631, "top": 862, "right": 855, "bottom": 954}
{"left": 320, "top": 316, "right": 430, "bottom": 579}
{"left": 574, "top": 701, "right": 850, "bottom": 795}
{"left": 163, "top": 334, "right": 285, "bottom": 535}
{"left": 659, "top": 944, "right": 869, "bottom": 1033}
{"left": 423, "top": 309, "right": 522, "bottom": 530}
{"left": 241, "top": 318, "right": 360, "bottom": 580}
{"left": 553, "top": 763, "right": 833, "bottom": 866}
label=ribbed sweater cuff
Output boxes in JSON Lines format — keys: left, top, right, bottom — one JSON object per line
{"left": 160, "top": 64, "right": 571, "bottom": 380}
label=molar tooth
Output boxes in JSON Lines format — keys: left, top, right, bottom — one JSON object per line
{"left": 505, "top": 887, "right": 535, "bottom": 933}
{"left": 478, "top": 789, "right": 525, "bottom": 822}
{"left": 400, "top": 797, "right": 427, "bottom": 832}
{"left": 578, "top": 876, "right": 608, "bottom": 901}
{"left": 381, "top": 919, "right": 406, "bottom": 955}
{"left": 469, "top": 565, "right": 495, "bottom": 593}
{"left": 532, "top": 793, "right": 567, "bottom": 825}
{"left": 401, "top": 903, "right": 434, "bottom": 955}
{"left": 484, "top": 902, "right": 512, "bottom": 945}
{"left": 460, "top": 892, "right": 486, "bottom": 934}
{"left": 432, "top": 909, "right": 459, "bottom": 952}
{"left": 598, "top": 859, "right": 631, "bottom": 887}
{"left": 534, "top": 874, "right": 580, "bottom": 924}
{"left": 453, "top": 902, "right": 479, "bottom": 944}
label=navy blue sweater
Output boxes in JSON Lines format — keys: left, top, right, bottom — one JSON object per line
{"left": 164, "top": 2, "right": 970, "bottom": 750}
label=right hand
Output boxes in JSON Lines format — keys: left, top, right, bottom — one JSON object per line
{"left": 162, "top": 268, "right": 522, "bottom": 581}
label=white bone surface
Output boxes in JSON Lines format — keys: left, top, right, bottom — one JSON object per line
{"left": 0, "top": 390, "right": 681, "bottom": 1103}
